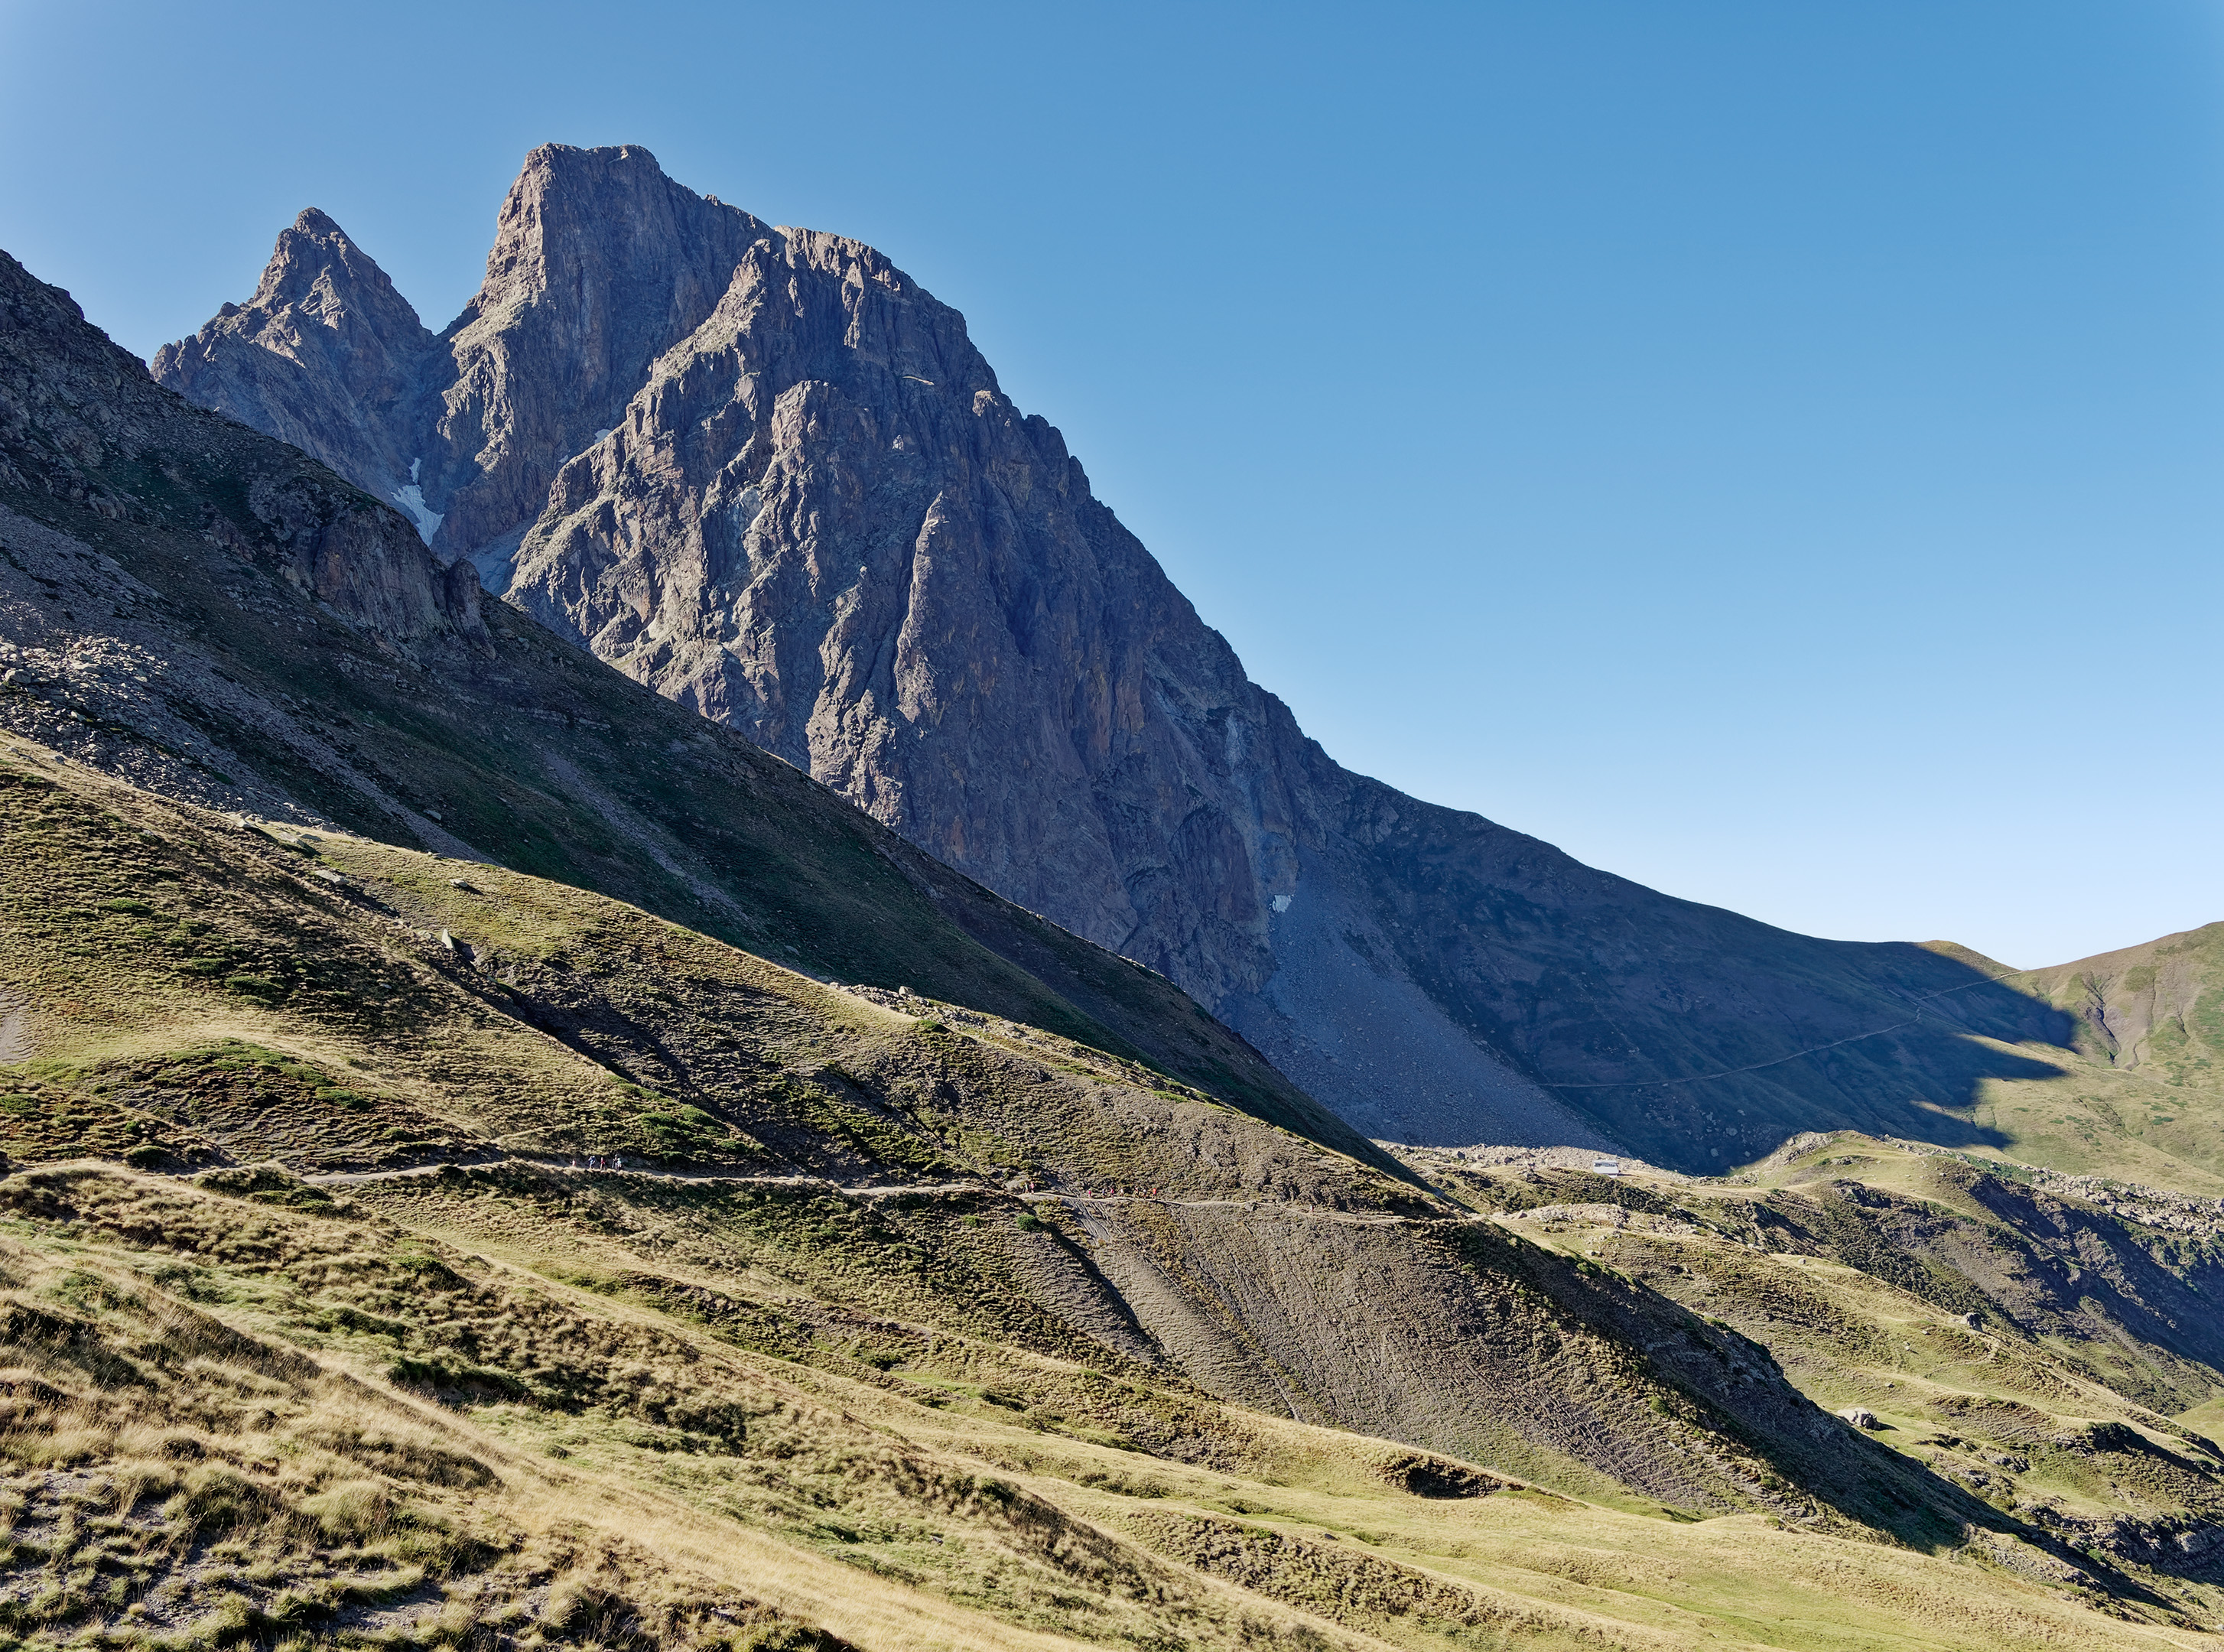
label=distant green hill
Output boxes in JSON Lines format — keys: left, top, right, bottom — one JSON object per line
{"left": 1939, "top": 924, "right": 2224, "bottom": 1194}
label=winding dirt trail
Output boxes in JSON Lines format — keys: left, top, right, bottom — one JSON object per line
{"left": 304, "top": 1160, "right": 987, "bottom": 1196}
{"left": 298, "top": 1157, "right": 1439, "bottom": 1225}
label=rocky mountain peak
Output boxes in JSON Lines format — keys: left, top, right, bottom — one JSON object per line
{"left": 150, "top": 207, "right": 437, "bottom": 522}
{"left": 156, "top": 148, "right": 2084, "bottom": 1166}
{"left": 154, "top": 145, "right": 781, "bottom": 575}
{"left": 426, "top": 144, "right": 781, "bottom": 567}
{"left": 470, "top": 144, "right": 697, "bottom": 307}
{"left": 249, "top": 208, "right": 387, "bottom": 307}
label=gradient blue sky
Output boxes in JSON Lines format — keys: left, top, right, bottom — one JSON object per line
{"left": 4, "top": 1, "right": 2220, "bottom": 968}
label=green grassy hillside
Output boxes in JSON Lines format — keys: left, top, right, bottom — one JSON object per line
{"left": 0, "top": 737, "right": 1888, "bottom": 1514}
{"left": 2, "top": 743, "right": 2222, "bottom": 1648}
{"left": 1949, "top": 926, "right": 2224, "bottom": 1193}
{"left": 11, "top": 1163, "right": 2215, "bottom": 1652}
{"left": 1413, "top": 1134, "right": 2224, "bottom": 1615}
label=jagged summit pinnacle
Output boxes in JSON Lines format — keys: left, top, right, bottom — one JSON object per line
{"left": 426, "top": 143, "right": 775, "bottom": 558}
{"left": 155, "top": 142, "right": 775, "bottom": 571}
{"left": 243, "top": 208, "right": 415, "bottom": 316}
{"left": 149, "top": 206, "right": 437, "bottom": 519}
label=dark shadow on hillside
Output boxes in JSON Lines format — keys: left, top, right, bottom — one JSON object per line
{"left": 1520, "top": 948, "right": 2077, "bottom": 1173}
{"left": 1348, "top": 792, "right": 2083, "bottom": 1171}
{"left": 1953, "top": 1166, "right": 2224, "bottom": 1385}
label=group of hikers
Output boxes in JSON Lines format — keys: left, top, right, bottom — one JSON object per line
{"left": 569, "top": 1155, "right": 625, "bottom": 1171}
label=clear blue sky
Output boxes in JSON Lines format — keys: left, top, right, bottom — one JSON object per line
{"left": 4, "top": 1, "right": 2220, "bottom": 968}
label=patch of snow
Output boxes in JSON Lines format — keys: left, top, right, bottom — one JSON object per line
{"left": 727, "top": 486, "right": 773, "bottom": 551}
{"left": 1271, "top": 893, "right": 1292, "bottom": 914}
{"left": 592, "top": 428, "right": 614, "bottom": 444}
{"left": 391, "top": 459, "right": 443, "bottom": 545}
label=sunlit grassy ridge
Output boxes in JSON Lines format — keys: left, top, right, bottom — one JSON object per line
{"left": 1915, "top": 928, "right": 2224, "bottom": 1198}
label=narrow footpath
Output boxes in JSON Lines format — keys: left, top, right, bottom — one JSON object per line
{"left": 298, "top": 1156, "right": 1436, "bottom": 1224}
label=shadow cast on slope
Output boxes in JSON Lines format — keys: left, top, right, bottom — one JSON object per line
{"left": 1347, "top": 789, "right": 2082, "bottom": 1170}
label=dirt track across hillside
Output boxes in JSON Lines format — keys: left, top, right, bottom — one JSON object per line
{"left": 298, "top": 1156, "right": 1437, "bottom": 1226}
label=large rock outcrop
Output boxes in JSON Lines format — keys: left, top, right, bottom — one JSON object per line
{"left": 5, "top": 250, "right": 480, "bottom": 649}
{"left": 426, "top": 145, "right": 775, "bottom": 567}
{"left": 154, "top": 146, "right": 2080, "bottom": 1166}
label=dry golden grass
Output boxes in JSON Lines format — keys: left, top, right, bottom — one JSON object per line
{"left": 0, "top": 1165, "right": 2214, "bottom": 1652}
{"left": 5, "top": 749, "right": 2222, "bottom": 1650}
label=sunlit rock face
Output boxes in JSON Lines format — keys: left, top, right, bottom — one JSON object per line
{"left": 151, "top": 206, "right": 440, "bottom": 526}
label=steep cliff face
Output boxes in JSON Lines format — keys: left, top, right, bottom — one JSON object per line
{"left": 426, "top": 144, "right": 775, "bottom": 567}
{"left": 512, "top": 230, "right": 1291, "bottom": 1010}
{"left": 151, "top": 145, "right": 772, "bottom": 577}
{"left": 156, "top": 146, "right": 2082, "bottom": 1167}
{"left": 505, "top": 227, "right": 1629, "bottom": 1148}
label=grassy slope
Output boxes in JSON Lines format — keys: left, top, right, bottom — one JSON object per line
{"left": 0, "top": 738, "right": 1874, "bottom": 1511}
{"left": 1949, "top": 927, "right": 2224, "bottom": 1195}
{"left": 1413, "top": 1134, "right": 2224, "bottom": 1625}
{"left": 11, "top": 1166, "right": 2211, "bottom": 1652}
{"left": 0, "top": 747, "right": 2217, "bottom": 1649}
